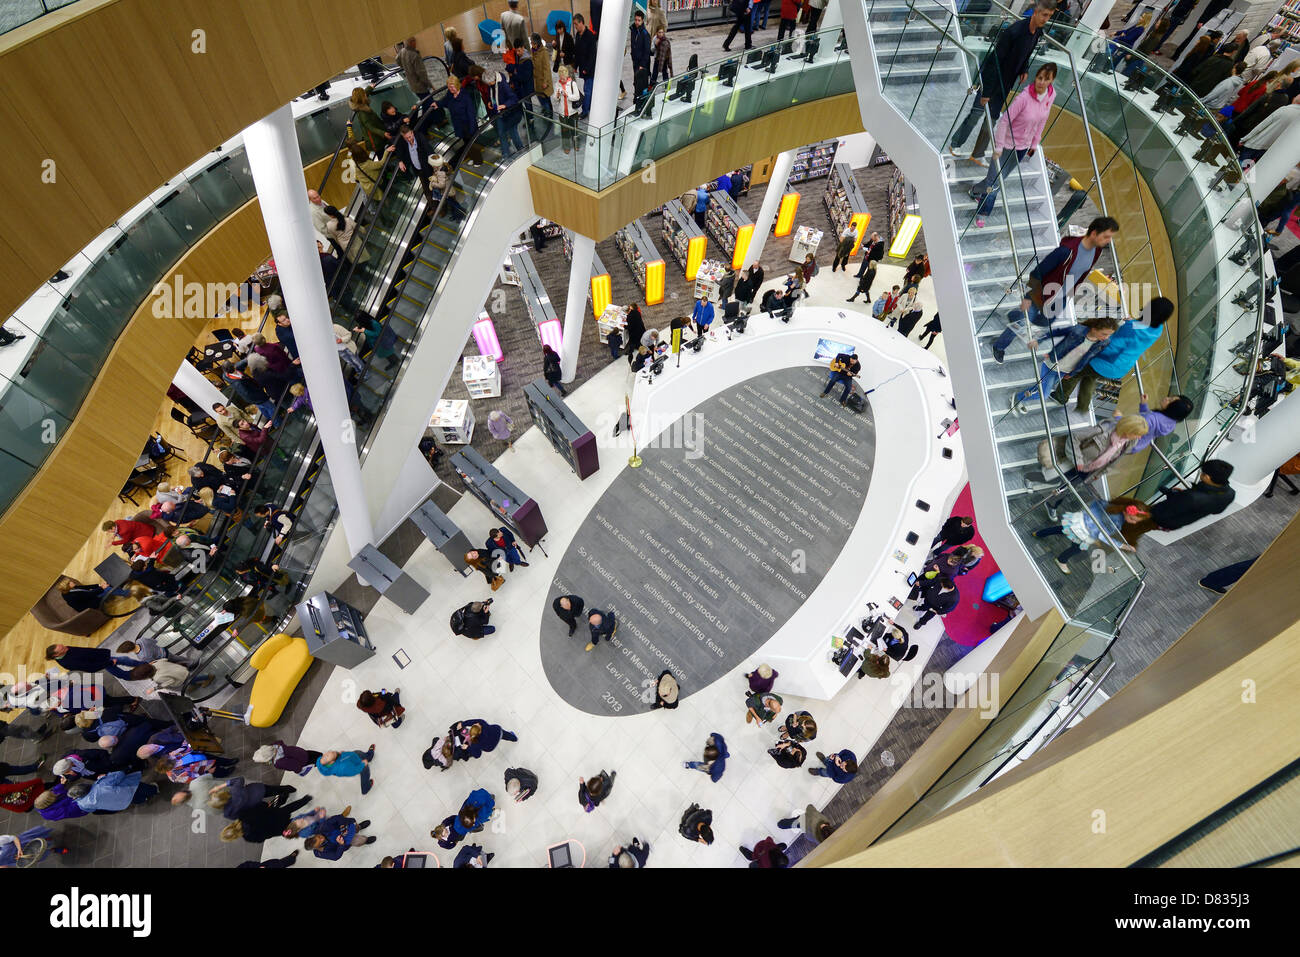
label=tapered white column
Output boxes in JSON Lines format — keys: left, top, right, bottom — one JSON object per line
{"left": 173, "top": 360, "right": 229, "bottom": 414}
{"left": 242, "top": 103, "right": 375, "bottom": 556}
{"left": 819, "top": 0, "right": 844, "bottom": 30}
{"left": 743, "top": 150, "right": 798, "bottom": 270}
{"left": 562, "top": 0, "right": 634, "bottom": 382}
{"left": 1067, "top": 0, "right": 1115, "bottom": 59}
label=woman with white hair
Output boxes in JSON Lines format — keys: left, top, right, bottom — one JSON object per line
{"left": 607, "top": 837, "right": 650, "bottom": 868}
{"left": 252, "top": 740, "right": 322, "bottom": 776}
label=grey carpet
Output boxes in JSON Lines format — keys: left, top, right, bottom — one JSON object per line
{"left": 544, "top": 365, "right": 875, "bottom": 714}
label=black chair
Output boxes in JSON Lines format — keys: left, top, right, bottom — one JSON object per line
{"left": 148, "top": 432, "right": 186, "bottom": 465}
{"left": 171, "top": 407, "right": 218, "bottom": 442}
{"left": 211, "top": 328, "right": 238, "bottom": 342}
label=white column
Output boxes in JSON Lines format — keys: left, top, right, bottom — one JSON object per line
{"left": 1067, "top": 0, "right": 1115, "bottom": 59}
{"left": 562, "top": 0, "right": 634, "bottom": 382}
{"left": 560, "top": 233, "right": 595, "bottom": 381}
{"left": 819, "top": 0, "right": 844, "bottom": 30}
{"left": 173, "top": 360, "right": 229, "bottom": 415}
{"left": 744, "top": 150, "right": 799, "bottom": 269}
{"left": 1219, "top": 395, "right": 1300, "bottom": 487}
{"left": 1247, "top": 118, "right": 1300, "bottom": 199}
{"left": 242, "top": 104, "right": 375, "bottom": 557}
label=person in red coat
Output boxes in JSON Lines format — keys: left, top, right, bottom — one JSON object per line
{"left": 103, "top": 518, "right": 158, "bottom": 548}
{"left": 777, "top": 0, "right": 804, "bottom": 41}
{"left": 739, "top": 836, "right": 789, "bottom": 867}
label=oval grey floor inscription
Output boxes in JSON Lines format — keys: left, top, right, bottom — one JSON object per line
{"left": 545, "top": 365, "right": 876, "bottom": 715}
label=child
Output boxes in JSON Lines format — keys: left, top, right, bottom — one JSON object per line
{"left": 606, "top": 326, "right": 623, "bottom": 360}
{"left": 652, "top": 27, "right": 672, "bottom": 83}
{"left": 1032, "top": 501, "right": 1143, "bottom": 574}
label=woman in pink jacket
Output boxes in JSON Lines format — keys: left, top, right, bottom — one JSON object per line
{"left": 969, "top": 63, "right": 1057, "bottom": 226}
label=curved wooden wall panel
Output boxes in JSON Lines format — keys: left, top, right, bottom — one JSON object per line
{"left": 0, "top": 0, "right": 474, "bottom": 321}
{"left": 527, "top": 93, "right": 867, "bottom": 240}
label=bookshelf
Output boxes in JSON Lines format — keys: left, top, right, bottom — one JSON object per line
{"left": 1269, "top": 0, "right": 1300, "bottom": 42}
{"left": 613, "top": 220, "right": 667, "bottom": 304}
{"left": 508, "top": 249, "right": 559, "bottom": 343}
{"left": 663, "top": 0, "right": 731, "bottom": 28}
{"left": 705, "top": 190, "right": 754, "bottom": 270}
{"left": 824, "top": 162, "right": 871, "bottom": 251}
{"left": 661, "top": 199, "right": 708, "bottom": 279}
{"left": 787, "top": 139, "right": 838, "bottom": 185}
{"left": 887, "top": 166, "right": 920, "bottom": 255}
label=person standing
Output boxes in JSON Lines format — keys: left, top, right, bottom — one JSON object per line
{"left": 949, "top": 1, "right": 1055, "bottom": 163}
{"left": 1145, "top": 460, "right": 1237, "bottom": 533}
{"left": 586, "top": 608, "right": 617, "bottom": 651}
{"left": 386, "top": 124, "right": 435, "bottom": 198}
{"left": 777, "top": 0, "right": 803, "bottom": 41}
{"left": 740, "top": 837, "right": 789, "bottom": 867}
{"left": 1032, "top": 501, "right": 1142, "bottom": 572}
{"left": 768, "top": 738, "right": 807, "bottom": 768}
{"left": 680, "top": 804, "right": 714, "bottom": 844}
{"left": 1007, "top": 316, "right": 1118, "bottom": 414}
{"left": 555, "top": 65, "right": 582, "bottom": 154}
{"left": 482, "top": 68, "right": 524, "bottom": 157}
{"left": 609, "top": 837, "right": 651, "bottom": 867}
{"left": 846, "top": 258, "right": 877, "bottom": 303}
{"left": 553, "top": 594, "right": 586, "bottom": 636}
{"left": 501, "top": 0, "right": 528, "bottom": 52}
{"left": 806, "top": 0, "right": 827, "bottom": 31}
{"left": 305, "top": 815, "right": 375, "bottom": 860}
{"left": 920, "top": 313, "right": 943, "bottom": 349}
{"left": 453, "top": 788, "right": 496, "bottom": 837}
{"left": 397, "top": 37, "right": 433, "bottom": 112}
{"left": 356, "top": 689, "right": 405, "bottom": 730}
{"left": 990, "top": 216, "right": 1119, "bottom": 363}
{"left": 573, "top": 14, "right": 598, "bottom": 117}
{"left": 485, "top": 526, "right": 529, "bottom": 571}
{"left": 693, "top": 185, "right": 709, "bottom": 230}
{"left": 723, "top": 0, "right": 754, "bottom": 51}
{"left": 777, "top": 803, "right": 836, "bottom": 843}
{"left": 464, "top": 549, "right": 504, "bottom": 590}
{"left": 691, "top": 295, "right": 715, "bottom": 337}
{"left": 931, "top": 514, "right": 974, "bottom": 554}
{"left": 831, "top": 225, "right": 858, "bottom": 272}
{"left": 809, "top": 748, "right": 858, "bottom": 783}
{"left": 504, "top": 767, "right": 539, "bottom": 802}
{"left": 799, "top": 253, "right": 817, "bottom": 298}
{"left": 487, "top": 409, "right": 514, "bottom": 449}
{"left": 911, "top": 574, "right": 959, "bottom": 627}
{"left": 530, "top": 34, "right": 555, "bottom": 136}
{"left": 651, "top": 26, "right": 673, "bottom": 83}
{"left": 745, "top": 690, "right": 783, "bottom": 726}
{"left": 684, "top": 732, "right": 729, "bottom": 781}
{"left": 745, "top": 663, "right": 778, "bottom": 693}
{"left": 451, "top": 719, "right": 518, "bottom": 761}
{"left": 542, "top": 344, "right": 567, "bottom": 396}
{"left": 252, "top": 740, "right": 322, "bottom": 777}
{"left": 820, "top": 351, "right": 861, "bottom": 405}
{"left": 315, "top": 746, "right": 376, "bottom": 795}
{"left": 578, "top": 770, "right": 616, "bottom": 811}
{"left": 630, "top": 11, "right": 652, "bottom": 79}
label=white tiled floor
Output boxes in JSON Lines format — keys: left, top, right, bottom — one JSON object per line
{"left": 271, "top": 268, "right": 950, "bottom": 868}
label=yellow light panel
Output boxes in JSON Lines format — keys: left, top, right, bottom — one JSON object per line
{"left": 590, "top": 273, "right": 612, "bottom": 318}
{"left": 889, "top": 215, "right": 922, "bottom": 258}
{"left": 775, "top": 191, "right": 800, "bottom": 237}
{"left": 686, "top": 235, "right": 707, "bottom": 281}
{"left": 644, "top": 260, "right": 665, "bottom": 305}
{"left": 731, "top": 223, "right": 754, "bottom": 270}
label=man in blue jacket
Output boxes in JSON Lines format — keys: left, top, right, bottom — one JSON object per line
{"left": 586, "top": 609, "right": 617, "bottom": 652}
{"left": 307, "top": 815, "right": 374, "bottom": 860}
{"left": 573, "top": 14, "right": 598, "bottom": 117}
{"left": 1052, "top": 296, "right": 1174, "bottom": 412}
{"left": 809, "top": 749, "right": 858, "bottom": 784}
{"left": 691, "top": 296, "right": 715, "bottom": 337}
{"left": 1008, "top": 316, "right": 1117, "bottom": 414}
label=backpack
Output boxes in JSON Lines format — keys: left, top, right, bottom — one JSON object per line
{"left": 449, "top": 606, "right": 468, "bottom": 635}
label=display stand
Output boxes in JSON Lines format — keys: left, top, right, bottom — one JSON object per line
{"left": 562, "top": 229, "right": 612, "bottom": 317}
{"left": 790, "top": 225, "right": 823, "bottom": 264}
{"left": 297, "top": 591, "right": 375, "bottom": 668}
{"left": 663, "top": 0, "right": 730, "bottom": 28}
{"left": 409, "top": 500, "right": 477, "bottom": 573}
{"left": 523, "top": 378, "right": 600, "bottom": 479}
{"left": 613, "top": 220, "right": 666, "bottom": 305}
{"left": 499, "top": 246, "right": 525, "bottom": 287}
{"left": 787, "top": 139, "right": 838, "bottom": 185}
{"left": 462, "top": 355, "right": 502, "bottom": 398}
{"left": 824, "top": 162, "right": 871, "bottom": 251}
{"left": 348, "top": 544, "right": 430, "bottom": 615}
{"left": 596, "top": 303, "right": 628, "bottom": 344}
{"left": 694, "top": 259, "right": 729, "bottom": 303}
{"left": 510, "top": 248, "right": 560, "bottom": 341}
{"left": 431, "top": 399, "right": 475, "bottom": 444}
{"left": 705, "top": 190, "right": 754, "bottom": 269}
{"left": 449, "top": 445, "right": 549, "bottom": 547}
{"left": 661, "top": 199, "right": 707, "bottom": 279}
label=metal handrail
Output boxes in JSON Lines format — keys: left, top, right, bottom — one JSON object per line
{"left": 1041, "top": 659, "right": 1115, "bottom": 748}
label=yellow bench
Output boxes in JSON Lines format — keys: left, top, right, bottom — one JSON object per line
{"left": 246, "top": 634, "right": 313, "bottom": 728}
